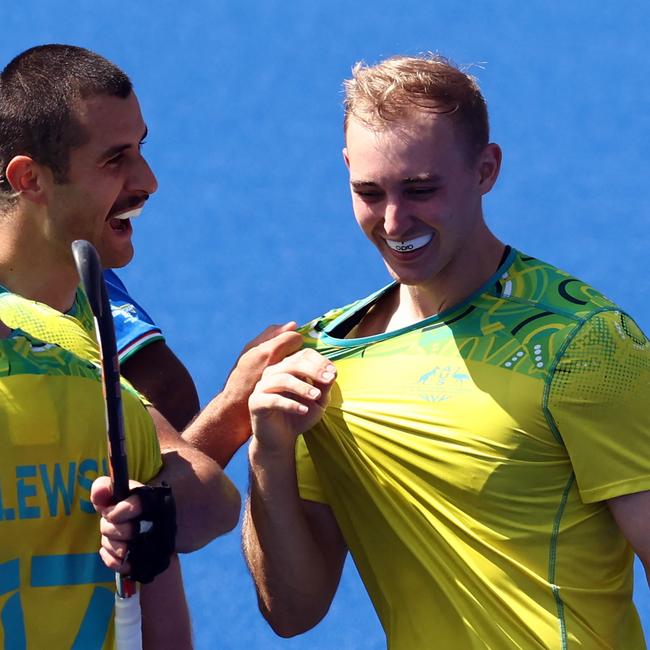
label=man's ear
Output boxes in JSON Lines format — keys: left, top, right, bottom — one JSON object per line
{"left": 477, "top": 143, "right": 502, "bottom": 196}
{"left": 4, "top": 156, "right": 50, "bottom": 205}
{"left": 342, "top": 147, "right": 350, "bottom": 169}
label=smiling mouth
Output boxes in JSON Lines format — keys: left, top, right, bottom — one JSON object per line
{"left": 111, "top": 206, "right": 143, "bottom": 221}
{"left": 107, "top": 205, "right": 143, "bottom": 232}
{"left": 385, "top": 234, "right": 433, "bottom": 252}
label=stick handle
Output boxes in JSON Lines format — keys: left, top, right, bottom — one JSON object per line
{"left": 71, "top": 240, "right": 141, "bottom": 649}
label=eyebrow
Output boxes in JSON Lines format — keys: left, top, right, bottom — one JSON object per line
{"left": 350, "top": 180, "right": 379, "bottom": 190}
{"left": 403, "top": 173, "right": 443, "bottom": 184}
{"left": 99, "top": 126, "right": 148, "bottom": 162}
{"left": 350, "top": 173, "right": 443, "bottom": 189}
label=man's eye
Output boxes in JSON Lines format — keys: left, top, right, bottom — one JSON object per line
{"left": 105, "top": 154, "right": 124, "bottom": 167}
{"left": 407, "top": 188, "right": 436, "bottom": 198}
{"left": 354, "top": 190, "right": 383, "bottom": 200}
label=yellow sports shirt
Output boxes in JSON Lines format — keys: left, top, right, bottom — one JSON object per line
{"left": 0, "top": 287, "right": 162, "bottom": 647}
{"left": 296, "top": 249, "right": 649, "bottom": 649}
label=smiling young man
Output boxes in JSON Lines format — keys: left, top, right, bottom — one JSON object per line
{"left": 243, "top": 55, "right": 650, "bottom": 648}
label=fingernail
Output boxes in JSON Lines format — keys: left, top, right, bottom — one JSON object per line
{"left": 321, "top": 371, "right": 335, "bottom": 381}
{"left": 308, "top": 387, "right": 320, "bottom": 398}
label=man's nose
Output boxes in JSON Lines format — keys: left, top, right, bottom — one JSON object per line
{"left": 126, "top": 155, "right": 158, "bottom": 196}
{"left": 382, "top": 200, "right": 410, "bottom": 237}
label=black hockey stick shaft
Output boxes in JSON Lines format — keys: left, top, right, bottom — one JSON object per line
{"left": 71, "top": 240, "right": 130, "bottom": 501}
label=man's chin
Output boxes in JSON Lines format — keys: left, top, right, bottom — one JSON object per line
{"left": 99, "top": 245, "right": 135, "bottom": 270}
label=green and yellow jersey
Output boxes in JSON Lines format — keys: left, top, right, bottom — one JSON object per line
{"left": 296, "top": 249, "right": 649, "bottom": 649}
{"left": 0, "top": 286, "right": 99, "bottom": 363}
{"left": 0, "top": 330, "right": 161, "bottom": 649}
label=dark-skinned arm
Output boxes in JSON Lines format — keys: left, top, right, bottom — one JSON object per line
{"left": 182, "top": 324, "right": 303, "bottom": 467}
{"left": 120, "top": 340, "right": 200, "bottom": 432}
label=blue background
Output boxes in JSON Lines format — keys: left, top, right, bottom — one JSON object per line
{"left": 4, "top": 2, "right": 649, "bottom": 647}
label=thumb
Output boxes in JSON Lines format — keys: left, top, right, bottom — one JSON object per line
{"left": 90, "top": 476, "right": 114, "bottom": 514}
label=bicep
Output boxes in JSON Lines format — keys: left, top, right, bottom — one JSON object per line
{"left": 121, "top": 340, "right": 200, "bottom": 431}
{"left": 607, "top": 490, "right": 650, "bottom": 583}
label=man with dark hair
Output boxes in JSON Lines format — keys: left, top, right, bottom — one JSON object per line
{"left": 0, "top": 44, "right": 133, "bottom": 197}
{"left": 0, "top": 43, "right": 202, "bottom": 432}
{"left": 243, "top": 54, "right": 650, "bottom": 648}
{"left": 0, "top": 43, "right": 301, "bottom": 646}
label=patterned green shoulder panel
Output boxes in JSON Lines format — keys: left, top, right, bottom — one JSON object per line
{"left": 0, "top": 329, "right": 145, "bottom": 403}
{"left": 497, "top": 253, "right": 616, "bottom": 317}
{"left": 0, "top": 289, "right": 99, "bottom": 362}
{"left": 296, "top": 252, "right": 628, "bottom": 373}
{"left": 0, "top": 330, "right": 100, "bottom": 381}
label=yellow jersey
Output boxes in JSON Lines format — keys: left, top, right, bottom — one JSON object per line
{"left": 297, "top": 249, "right": 649, "bottom": 649}
{"left": 0, "top": 286, "right": 161, "bottom": 648}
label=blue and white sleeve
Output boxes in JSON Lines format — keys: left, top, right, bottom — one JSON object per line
{"left": 104, "top": 269, "right": 165, "bottom": 363}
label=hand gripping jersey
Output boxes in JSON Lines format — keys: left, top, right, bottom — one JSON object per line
{"left": 296, "top": 249, "right": 650, "bottom": 649}
{"left": 104, "top": 270, "right": 164, "bottom": 363}
{"left": 0, "top": 330, "right": 161, "bottom": 649}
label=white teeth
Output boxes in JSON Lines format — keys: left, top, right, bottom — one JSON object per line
{"left": 385, "top": 233, "right": 433, "bottom": 252}
{"left": 113, "top": 207, "right": 143, "bottom": 221}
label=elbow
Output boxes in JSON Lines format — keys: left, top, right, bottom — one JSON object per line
{"left": 270, "top": 620, "right": 317, "bottom": 639}
{"left": 167, "top": 451, "right": 242, "bottom": 553}
{"left": 179, "top": 474, "right": 241, "bottom": 552}
{"left": 260, "top": 598, "right": 329, "bottom": 639}
{"left": 200, "top": 471, "right": 242, "bottom": 544}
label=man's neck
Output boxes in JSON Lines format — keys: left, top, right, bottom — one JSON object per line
{"left": 0, "top": 261, "right": 79, "bottom": 313}
{"left": 0, "top": 213, "right": 78, "bottom": 313}
{"left": 354, "top": 232, "right": 507, "bottom": 337}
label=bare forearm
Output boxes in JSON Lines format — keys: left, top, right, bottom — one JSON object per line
{"left": 243, "top": 440, "right": 343, "bottom": 636}
{"left": 141, "top": 555, "right": 193, "bottom": 649}
{"left": 157, "top": 446, "right": 240, "bottom": 552}
{"left": 182, "top": 387, "right": 250, "bottom": 468}
{"left": 182, "top": 327, "right": 304, "bottom": 468}
{"left": 150, "top": 409, "right": 241, "bottom": 552}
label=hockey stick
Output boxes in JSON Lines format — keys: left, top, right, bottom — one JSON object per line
{"left": 71, "top": 240, "right": 142, "bottom": 650}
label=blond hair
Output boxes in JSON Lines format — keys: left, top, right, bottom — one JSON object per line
{"left": 343, "top": 54, "right": 489, "bottom": 159}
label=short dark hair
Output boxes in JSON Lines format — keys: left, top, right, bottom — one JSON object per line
{"left": 343, "top": 54, "right": 489, "bottom": 162}
{"left": 0, "top": 44, "right": 132, "bottom": 204}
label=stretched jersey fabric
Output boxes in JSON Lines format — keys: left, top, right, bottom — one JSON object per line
{"left": 104, "top": 270, "right": 164, "bottom": 363}
{"left": 0, "top": 329, "right": 161, "bottom": 649}
{"left": 296, "top": 248, "right": 649, "bottom": 649}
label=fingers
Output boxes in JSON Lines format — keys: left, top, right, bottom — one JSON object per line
{"left": 252, "top": 349, "right": 336, "bottom": 413}
{"left": 94, "top": 478, "right": 146, "bottom": 575}
{"left": 100, "top": 515, "right": 136, "bottom": 542}
{"left": 252, "top": 373, "right": 323, "bottom": 416}
{"left": 266, "top": 330, "right": 304, "bottom": 362}
{"left": 99, "top": 545, "right": 131, "bottom": 575}
{"left": 98, "top": 504, "right": 135, "bottom": 575}
{"left": 242, "top": 322, "right": 299, "bottom": 353}
{"left": 229, "top": 329, "right": 304, "bottom": 392}
{"left": 91, "top": 478, "right": 145, "bottom": 520}
{"left": 242, "top": 330, "right": 303, "bottom": 365}
{"left": 90, "top": 475, "right": 113, "bottom": 511}
{"left": 262, "top": 348, "right": 336, "bottom": 386}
